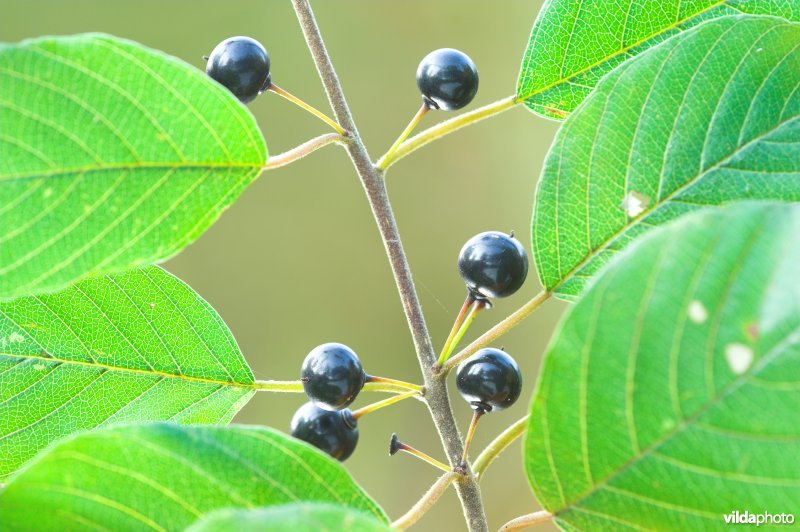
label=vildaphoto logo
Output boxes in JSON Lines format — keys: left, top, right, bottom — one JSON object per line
{"left": 724, "top": 511, "right": 795, "bottom": 526}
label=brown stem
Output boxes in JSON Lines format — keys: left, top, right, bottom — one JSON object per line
{"left": 290, "top": 2, "right": 488, "bottom": 530}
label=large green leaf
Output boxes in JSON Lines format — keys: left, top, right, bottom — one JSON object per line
{"left": 525, "top": 202, "right": 800, "bottom": 529}
{"left": 517, "top": 1, "right": 799, "bottom": 119}
{"left": 187, "top": 503, "right": 392, "bottom": 532}
{"left": 0, "top": 423, "right": 388, "bottom": 530}
{"left": 0, "top": 266, "right": 255, "bottom": 479}
{"left": 0, "top": 33, "right": 266, "bottom": 301}
{"left": 532, "top": 15, "right": 800, "bottom": 301}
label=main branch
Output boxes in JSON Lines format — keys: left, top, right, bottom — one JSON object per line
{"left": 290, "top": 2, "right": 487, "bottom": 530}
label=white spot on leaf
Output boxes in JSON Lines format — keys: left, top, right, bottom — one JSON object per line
{"left": 688, "top": 300, "right": 708, "bottom": 324}
{"left": 621, "top": 191, "right": 650, "bottom": 218}
{"left": 725, "top": 343, "right": 753, "bottom": 375}
{"left": 8, "top": 332, "right": 25, "bottom": 343}
{"left": 33, "top": 363, "right": 46, "bottom": 371}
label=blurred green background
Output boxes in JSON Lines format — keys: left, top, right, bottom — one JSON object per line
{"left": 2, "top": 1, "right": 566, "bottom": 530}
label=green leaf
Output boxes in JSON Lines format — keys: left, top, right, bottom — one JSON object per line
{"left": 0, "top": 423, "right": 388, "bottom": 530}
{"left": 0, "top": 266, "right": 255, "bottom": 479}
{"left": 0, "top": 34, "right": 266, "bottom": 301}
{"left": 531, "top": 15, "right": 800, "bottom": 301}
{"left": 187, "top": 503, "right": 392, "bottom": 532}
{"left": 517, "top": 1, "right": 799, "bottom": 119}
{"left": 525, "top": 202, "right": 800, "bottom": 529}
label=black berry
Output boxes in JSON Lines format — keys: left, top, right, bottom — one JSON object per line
{"left": 290, "top": 402, "right": 358, "bottom": 461}
{"left": 301, "top": 343, "right": 366, "bottom": 410}
{"left": 206, "top": 36, "right": 271, "bottom": 104}
{"left": 456, "top": 348, "right": 522, "bottom": 413}
{"left": 416, "top": 48, "right": 479, "bottom": 111}
{"left": 458, "top": 231, "right": 528, "bottom": 299}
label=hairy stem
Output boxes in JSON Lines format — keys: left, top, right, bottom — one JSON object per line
{"left": 392, "top": 473, "right": 458, "bottom": 530}
{"left": 473, "top": 415, "right": 528, "bottom": 480}
{"left": 381, "top": 95, "right": 520, "bottom": 170}
{"left": 261, "top": 133, "right": 343, "bottom": 171}
{"left": 499, "top": 510, "right": 553, "bottom": 531}
{"left": 290, "top": 2, "right": 488, "bottom": 530}
{"left": 443, "top": 291, "right": 551, "bottom": 374}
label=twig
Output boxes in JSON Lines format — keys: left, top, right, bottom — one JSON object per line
{"left": 290, "top": 2, "right": 488, "bottom": 530}
{"left": 442, "top": 291, "right": 551, "bottom": 374}
{"left": 473, "top": 416, "right": 528, "bottom": 480}
{"left": 261, "top": 133, "right": 343, "bottom": 171}
{"left": 499, "top": 510, "right": 553, "bottom": 531}
{"left": 392, "top": 472, "right": 457, "bottom": 530}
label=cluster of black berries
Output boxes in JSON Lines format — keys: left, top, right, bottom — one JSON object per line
{"left": 290, "top": 343, "right": 366, "bottom": 461}
{"left": 205, "top": 37, "right": 525, "bottom": 468}
{"left": 287, "top": 232, "right": 527, "bottom": 465}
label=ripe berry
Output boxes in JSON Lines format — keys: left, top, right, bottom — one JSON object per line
{"left": 458, "top": 231, "right": 528, "bottom": 299}
{"left": 416, "top": 48, "right": 479, "bottom": 111}
{"left": 206, "top": 36, "right": 271, "bottom": 104}
{"left": 456, "top": 348, "right": 522, "bottom": 413}
{"left": 301, "top": 343, "right": 366, "bottom": 410}
{"left": 290, "top": 402, "right": 358, "bottom": 461}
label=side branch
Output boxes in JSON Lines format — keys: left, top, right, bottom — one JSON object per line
{"left": 261, "top": 133, "right": 343, "bottom": 171}
{"left": 392, "top": 472, "right": 458, "bottom": 529}
{"left": 499, "top": 510, "right": 553, "bottom": 531}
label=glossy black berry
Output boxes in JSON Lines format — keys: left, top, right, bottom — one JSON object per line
{"left": 416, "top": 48, "right": 479, "bottom": 111}
{"left": 206, "top": 36, "right": 271, "bottom": 104}
{"left": 301, "top": 343, "right": 366, "bottom": 410}
{"left": 290, "top": 402, "right": 358, "bottom": 461}
{"left": 456, "top": 348, "right": 522, "bottom": 413}
{"left": 458, "top": 231, "right": 528, "bottom": 299}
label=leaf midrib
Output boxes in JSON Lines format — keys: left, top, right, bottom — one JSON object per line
{"left": 1, "top": 161, "right": 264, "bottom": 184}
{"left": 551, "top": 313, "right": 800, "bottom": 517}
{"left": 0, "top": 351, "right": 254, "bottom": 389}
{"left": 519, "top": 0, "right": 730, "bottom": 102}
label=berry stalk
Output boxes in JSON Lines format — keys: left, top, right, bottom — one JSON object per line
{"left": 251, "top": 379, "right": 417, "bottom": 395}
{"left": 390, "top": 434, "right": 451, "bottom": 473}
{"left": 436, "top": 294, "right": 476, "bottom": 368}
{"left": 377, "top": 102, "right": 430, "bottom": 170}
{"left": 380, "top": 94, "right": 520, "bottom": 170}
{"left": 437, "top": 299, "right": 487, "bottom": 367}
{"left": 364, "top": 375, "right": 423, "bottom": 393}
{"left": 266, "top": 83, "right": 346, "bottom": 135}
{"left": 350, "top": 390, "right": 419, "bottom": 420}
{"left": 443, "top": 290, "right": 551, "bottom": 374}
{"left": 460, "top": 410, "right": 484, "bottom": 465}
